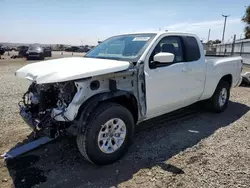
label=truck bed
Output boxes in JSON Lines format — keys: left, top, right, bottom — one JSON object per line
{"left": 205, "top": 55, "right": 241, "bottom": 60}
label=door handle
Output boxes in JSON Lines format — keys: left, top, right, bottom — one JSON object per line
{"left": 182, "top": 67, "right": 192, "bottom": 72}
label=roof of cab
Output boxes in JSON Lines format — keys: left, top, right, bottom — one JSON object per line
{"left": 116, "top": 31, "right": 197, "bottom": 37}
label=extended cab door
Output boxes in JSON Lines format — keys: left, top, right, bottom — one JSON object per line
{"left": 181, "top": 36, "right": 206, "bottom": 102}
{"left": 144, "top": 35, "right": 206, "bottom": 118}
{"left": 144, "top": 35, "right": 192, "bottom": 118}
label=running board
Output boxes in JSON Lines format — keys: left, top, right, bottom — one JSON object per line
{"left": 1, "top": 137, "right": 54, "bottom": 160}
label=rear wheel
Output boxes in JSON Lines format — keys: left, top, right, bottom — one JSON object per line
{"left": 206, "top": 80, "right": 230, "bottom": 113}
{"left": 76, "top": 102, "right": 134, "bottom": 165}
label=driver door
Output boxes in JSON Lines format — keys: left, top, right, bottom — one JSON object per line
{"left": 144, "top": 35, "right": 191, "bottom": 118}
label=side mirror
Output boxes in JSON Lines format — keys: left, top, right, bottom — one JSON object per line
{"left": 153, "top": 52, "right": 175, "bottom": 63}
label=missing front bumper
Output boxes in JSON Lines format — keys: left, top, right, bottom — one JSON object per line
{"left": 20, "top": 106, "right": 38, "bottom": 130}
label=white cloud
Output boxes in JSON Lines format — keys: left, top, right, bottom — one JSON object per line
{"left": 166, "top": 18, "right": 241, "bottom": 32}
{"left": 165, "top": 18, "right": 244, "bottom": 41}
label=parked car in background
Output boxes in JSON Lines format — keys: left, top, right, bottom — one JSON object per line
{"left": 77, "top": 46, "right": 91, "bottom": 53}
{"left": 52, "top": 44, "right": 66, "bottom": 51}
{"left": 44, "top": 46, "right": 52, "bottom": 57}
{"left": 0, "top": 46, "right": 5, "bottom": 55}
{"left": 3, "top": 46, "right": 12, "bottom": 51}
{"left": 26, "top": 44, "right": 52, "bottom": 60}
{"left": 17, "top": 46, "right": 29, "bottom": 57}
{"left": 65, "top": 46, "right": 80, "bottom": 52}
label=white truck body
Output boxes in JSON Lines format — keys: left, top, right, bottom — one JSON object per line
{"left": 141, "top": 33, "right": 242, "bottom": 119}
{"left": 16, "top": 32, "right": 242, "bottom": 122}
{"left": 144, "top": 55, "right": 243, "bottom": 119}
{"left": 15, "top": 57, "right": 130, "bottom": 84}
{"left": 15, "top": 31, "right": 243, "bottom": 164}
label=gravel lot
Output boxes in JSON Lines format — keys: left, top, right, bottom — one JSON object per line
{"left": 0, "top": 58, "right": 250, "bottom": 188}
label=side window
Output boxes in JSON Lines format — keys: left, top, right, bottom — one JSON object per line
{"left": 182, "top": 36, "right": 201, "bottom": 61}
{"left": 149, "top": 36, "right": 184, "bottom": 65}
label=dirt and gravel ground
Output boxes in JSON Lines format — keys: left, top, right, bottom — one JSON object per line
{"left": 0, "top": 58, "right": 250, "bottom": 188}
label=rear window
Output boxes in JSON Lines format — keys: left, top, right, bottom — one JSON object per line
{"left": 183, "top": 36, "right": 201, "bottom": 61}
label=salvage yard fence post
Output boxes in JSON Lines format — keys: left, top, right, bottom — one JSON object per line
{"left": 231, "top": 34, "right": 236, "bottom": 56}
{"left": 240, "top": 41, "right": 244, "bottom": 56}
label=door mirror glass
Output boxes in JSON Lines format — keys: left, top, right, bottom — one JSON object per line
{"left": 153, "top": 52, "right": 175, "bottom": 63}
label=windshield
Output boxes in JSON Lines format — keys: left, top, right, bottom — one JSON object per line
{"left": 85, "top": 34, "right": 156, "bottom": 61}
{"left": 29, "top": 45, "right": 42, "bottom": 51}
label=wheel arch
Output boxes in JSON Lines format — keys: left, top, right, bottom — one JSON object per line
{"left": 220, "top": 74, "right": 232, "bottom": 88}
{"left": 69, "top": 91, "right": 138, "bottom": 135}
{"left": 200, "top": 73, "right": 233, "bottom": 101}
{"left": 211, "top": 74, "right": 232, "bottom": 97}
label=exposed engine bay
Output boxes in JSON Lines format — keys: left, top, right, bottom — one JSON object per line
{"left": 19, "top": 81, "right": 77, "bottom": 137}
{"left": 18, "top": 68, "right": 141, "bottom": 139}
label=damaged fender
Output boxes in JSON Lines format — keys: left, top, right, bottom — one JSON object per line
{"left": 67, "top": 91, "right": 137, "bottom": 136}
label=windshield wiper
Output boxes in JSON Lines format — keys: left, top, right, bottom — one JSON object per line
{"left": 85, "top": 56, "right": 121, "bottom": 60}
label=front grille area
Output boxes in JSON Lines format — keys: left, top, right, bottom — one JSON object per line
{"left": 29, "top": 52, "right": 40, "bottom": 55}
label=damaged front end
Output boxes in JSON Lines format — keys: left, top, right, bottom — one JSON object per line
{"left": 19, "top": 81, "right": 77, "bottom": 138}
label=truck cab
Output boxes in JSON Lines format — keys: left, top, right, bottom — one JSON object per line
{"left": 143, "top": 33, "right": 207, "bottom": 118}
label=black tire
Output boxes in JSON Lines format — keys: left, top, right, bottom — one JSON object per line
{"left": 206, "top": 80, "right": 230, "bottom": 113}
{"left": 76, "top": 102, "right": 135, "bottom": 165}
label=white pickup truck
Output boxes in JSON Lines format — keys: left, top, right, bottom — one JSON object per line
{"left": 16, "top": 32, "right": 243, "bottom": 165}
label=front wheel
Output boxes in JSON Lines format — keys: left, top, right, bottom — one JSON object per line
{"left": 76, "top": 102, "right": 135, "bottom": 165}
{"left": 206, "top": 80, "right": 230, "bottom": 113}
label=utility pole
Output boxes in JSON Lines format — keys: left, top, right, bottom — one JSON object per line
{"left": 221, "top": 14, "right": 230, "bottom": 43}
{"left": 231, "top": 34, "right": 236, "bottom": 55}
{"left": 207, "top": 29, "right": 211, "bottom": 43}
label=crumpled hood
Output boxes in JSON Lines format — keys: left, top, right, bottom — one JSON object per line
{"left": 15, "top": 57, "right": 130, "bottom": 84}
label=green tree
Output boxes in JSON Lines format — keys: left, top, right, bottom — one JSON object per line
{"left": 207, "top": 39, "right": 221, "bottom": 45}
{"left": 242, "top": 5, "right": 250, "bottom": 39}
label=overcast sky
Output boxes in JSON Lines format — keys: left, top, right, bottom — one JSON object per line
{"left": 1, "top": 0, "right": 249, "bottom": 45}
